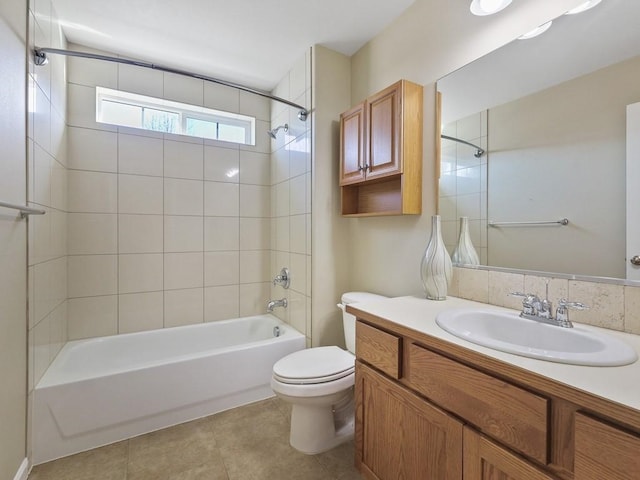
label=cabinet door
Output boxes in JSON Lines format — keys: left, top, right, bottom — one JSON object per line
{"left": 355, "top": 362, "right": 463, "bottom": 480}
{"left": 574, "top": 413, "right": 640, "bottom": 480}
{"left": 340, "top": 102, "right": 366, "bottom": 185}
{"left": 463, "top": 427, "right": 555, "bottom": 480}
{"left": 366, "top": 82, "right": 402, "bottom": 180}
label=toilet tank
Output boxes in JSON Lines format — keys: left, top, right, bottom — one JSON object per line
{"left": 338, "top": 292, "right": 388, "bottom": 354}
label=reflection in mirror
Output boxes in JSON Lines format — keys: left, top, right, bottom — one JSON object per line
{"left": 437, "top": 0, "right": 640, "bottom": 280}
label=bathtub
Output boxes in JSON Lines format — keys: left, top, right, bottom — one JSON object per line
{"left": 32, "top": 314, "right": 305, "bottom": 464}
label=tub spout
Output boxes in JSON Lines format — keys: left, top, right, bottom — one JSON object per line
{"left": 267, "top": 298, "right": 287, "bottom": 312}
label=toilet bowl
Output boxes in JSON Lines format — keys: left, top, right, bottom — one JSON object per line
{"left": 271, "top": 291, "right": 387, "bottom": 454}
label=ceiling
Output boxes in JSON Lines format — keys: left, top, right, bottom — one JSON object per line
{"left": 49, "top": 0, "right": 415, "bottom": 91}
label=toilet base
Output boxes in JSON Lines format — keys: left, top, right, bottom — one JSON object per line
{"left": 283, "top": 389, "right": 355, "bottom": 454}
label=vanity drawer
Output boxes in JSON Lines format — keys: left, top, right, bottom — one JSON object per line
{"left": 574, "top": 413, "right": 640, "bottom": 480}
{"left": 356, "top": 321, "right": 402, "bottom": 379}
{"left": 407, "top": 343, "right": 549, "bottom": 464}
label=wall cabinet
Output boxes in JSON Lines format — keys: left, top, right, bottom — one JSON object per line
{"left": 354, "top": 319, "right": 640, "bottom": 480}
{"left": 339, "top": 80, "right": 423, "bottom": 216}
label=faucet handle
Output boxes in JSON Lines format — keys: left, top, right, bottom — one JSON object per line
{"left": 508, "top": 292, "right": 538, "bottom": 315}
{"left": 555, "top": 299, "right": 588, "bottom": 327}
{"left": 557, "top": 299, "right": 589, "bottom": 310}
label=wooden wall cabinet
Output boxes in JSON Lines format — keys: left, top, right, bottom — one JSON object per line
{"left": 339, "top": 80, "right": 423, "bottom": 217}
{"left": 354, "top": 319, "right": 640, "bottom": 480}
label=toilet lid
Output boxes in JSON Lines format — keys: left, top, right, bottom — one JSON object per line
{"left": 273, "top": 346, "right": 355, "bottom": 385}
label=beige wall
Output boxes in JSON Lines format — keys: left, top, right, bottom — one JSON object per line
{"left": 311, "top": 46, "right": 352, "bottom": 347}
{"left": 269, "top": 50, "right": 313, "bottom": 343}
{"left": 65, "top": 45, "right": 272, "bottom": 339}
{"left": 0, "top": 0, "right": 27, "bottom": 477}
{"left": 347, "top": 0, "right": 584, "bottom": 297}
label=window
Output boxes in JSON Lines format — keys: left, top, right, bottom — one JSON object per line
{"left": 96, "top": 87, "right": 256, "bottom": 145}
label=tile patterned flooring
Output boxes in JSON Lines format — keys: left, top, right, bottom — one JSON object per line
{"left": 29, "top": 398, "right": 362, "bottom": 480}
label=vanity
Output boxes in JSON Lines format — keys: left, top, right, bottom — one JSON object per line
{"left": 349, "top": 296, "right": 640, "bottom": 480}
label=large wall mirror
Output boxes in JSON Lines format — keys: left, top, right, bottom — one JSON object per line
{"left": 437, "top": 0, "right": 640, "bottom": 282}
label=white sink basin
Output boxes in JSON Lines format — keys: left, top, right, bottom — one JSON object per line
{"left": 435, "top": 309, "right": 638, "bottom": 366}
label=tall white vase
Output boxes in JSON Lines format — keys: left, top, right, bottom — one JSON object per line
{"left": 452, "top": 216, "right": 480, "bottom": 265}
{"left": 420, "top": 215, "right": 452, "bottom": 300}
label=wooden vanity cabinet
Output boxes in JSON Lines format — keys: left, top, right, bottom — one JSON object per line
{"left": 339, "top": 79, "right": 423, "bottom": 217}
{"left": 354, "top": 318, "right": 640, "bottom": 480}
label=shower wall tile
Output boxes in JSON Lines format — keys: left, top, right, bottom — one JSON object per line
{"left": 239, "top": 282, "right": 270, "bottom": 317}
{"left": 289, "top": 175, "right": 306, "bottom": 216}
{"left": 118, "top": 133, "right": 164, "bottom": 177}
{"left": 119, "top": 174, "right": 164, "bottom": 215}
{"left": 164, "top": 288, "right": 204, "bottom": 327}
{"left": 240, "top": 251, "right": 270, "bottom": 284}
{"left": 204, "top": 82, "right": 240, "bottom": 113}
{"left": 239, "top": 151, "right": 270, "bottom": 186}
{"left": 118, "top": 254, "right": 164, "bottom": 294}
{"left": 118, "top": 214, "right": 164, "bottom": 254}
{"left": 204, "top": 217, "right": 240, "bottom": 251}
{"left": 242, "top": 119, "right": 271, "bottom": 154}
{"left": 240, "top": 184, "right": 270, "bottom": 218}
{"left": 68, "top": 255, "right": 118, "bottom": 298}
{"left": 239, "top": 218, "right": 270, "bottom": 251}
{"left": 205, "top": 285, "right": 240, "bottom": 322}
{"left": 204, "top": 181, "right": 239, "bottom": 216}
{"left": 118, "top": 63, "right": 164, "bottom": 98}
{"left": 68, "top": 170, "right": 117, "bottom": 213}
{"left": 67, "top": 295, "right": 118, "bottom": 340}
{"left": 67, "top": 83, "right": 117, "bottom": 132}
{"left": 204, "top": 146, "right": 240, "bottom": 183}
{"left": 204, "top": 251, "right": 240, "bottom": 287}
{"left": 164, "top": 216, "right": 204, "bottom": 253}
{"left": 118, "top": 292, "right": 164, "bottom": 333}
{"left": 239, "top": 91, "right": 270, "bottom": 122}
{"left": 164, "top": 140, "right": 204, "bottom": 180}
{"left": 164, "top": 72, "right": 204, "bottom": 106}
{"left": 67, "top": 213, "right": 117, "bottom": 255}
{"left": 164, "top": 252, "right": 204, "bottom": 290}
{"left": 165, "top": 178, "right": 204, "bottom": 216}
{"left": 67, "top": 45, "right": 118, "bottom": 88}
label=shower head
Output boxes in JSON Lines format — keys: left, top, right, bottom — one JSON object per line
{"left": 267, "top": 123, "right": 289, "bottom": 139}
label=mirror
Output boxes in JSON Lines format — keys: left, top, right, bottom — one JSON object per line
{"left": 437, "top": 0, "right": 640, "bottom": 280}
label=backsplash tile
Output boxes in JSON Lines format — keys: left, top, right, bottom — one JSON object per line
{"left": 457, "top": 268, "right": 489, "bottom": 303}
{"left": 568, "top": 280, "right": 624, "bottom": 331}
{"left": 488, "top": 271, "right": 524, "bottom": 309}
{"left": 624, "top": 285, "right": 640, "bottom": 335}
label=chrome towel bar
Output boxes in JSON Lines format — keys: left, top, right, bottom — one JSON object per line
{"left": 489, "top": 218, "right": 569, "bottom": 227}
{"left": 0, "top": 201, "right": 46, "bottom": 219}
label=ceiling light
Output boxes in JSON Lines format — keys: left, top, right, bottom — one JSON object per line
{"left": 470, "top": 0, "right": 513, "bottom": 16}
{"left": 565, "top": 0, "right": 602, "bottom": 15}
{"left": 518, "top": 20, "right": 553, "bottom": 40}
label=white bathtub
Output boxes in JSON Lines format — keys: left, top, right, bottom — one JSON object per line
{"left": 32, "top": 314, "right": 305, "bottom": 464}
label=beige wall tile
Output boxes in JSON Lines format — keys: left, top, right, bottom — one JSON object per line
{"left": 488, "top": 271, "right": 524, "bottom": 309}
{"left": 119, "top": 174, "right": 163, "bottom": 215}
{"left": 239, "top": 91, "right": 270, "bottom": 122}
{"left": 67, "top": 295, "right": 118, "bottom": 340}
{"left": 240, "top": 282, "right": 270, "bottom": 317}
{"left": 289, "top": 175, "right": 306, "bottom": 216}
{"left": 118, "top": 64, "right": 163, "bottom": 97}
{"left": 204, "top": 82, "right": 239, "bottom": 112}
{"left": 272, "top": 146, "right": 289, "bottom": 184}
{"left": 164, "top": 288, "right": 204, "bottom": 327}
{"left": 204, "top": 251, "right": 239, "bottom": 287}
{"left": 241, "top": 119, "right": 270, "bottom": 154}
{"left": 67, "top": 127, "right": 117, "bottom": 172}
{"left": 240, "top": 251, "right": 270, "bottom": 284}
{"left": 118, "top": 214, "right": 164, "bottom": 254}
{"left": 624, "top": 285, "right": 640, "bottom": 334}
{"left": 204, "top": 285, "right": 240, "bottom": 322}
{"left": 118, "top": 292, "right": 164, "bottom": 333}
{"left": 164, "top": 140, "right": 204, "bottom": 180}
{"left": 568, "top": 280, "right": 624, "bottom": 330}
{"left": 204, "top": 217, "right": 239, "bottom": 251}
{"left": 164, "top": 216, "right": 203, "bottom": 253}
{"left": 118, "top": 133, "right": 164, "bottom": 177}
{"left": 165, "top": 178, "right": 204, "bottom": 216}
{"left": 290, "top": 214, "right": 306, "bottom": 255}
{"left": 164, "top": 252, "right": 204, "bottom": 290}
{"left": 275, "top": 217, "right": 290, "bottom": 252}
{"left": 288, "top": 290, "right": 307, "bottom": 336}
{"left": 68, "top": 255, "right": 117, "bottom": 298}
{"left": 276, "top": 181, "right": 290, "bottom": 217}
{"left": 457, "top": 268, "right": 489, "bottom": 303}
{"left": 239, "top": 218, "right": 270, "bottom": 251}
{"left": 163, "top": 73, "right": 204, "bottom": 106}
{"left": 240, "top": 184, "right": 270, "bottom": 218}
{"left": 68, "top": 213, "right": 117, "bottom": 255}
{"left": 67, "top": 83, "right": 117, "bottom": 132}
{"left": 204, "top": 146, "right": 239, "bottom": 183}
{"left": 33, "top": 316, "right": 51, "bottom": 386}
{"left": 68, "top": 170, "right": 117, "bottom": 213}
{"left": 239, "top": 151, "right": 269, "bottom": 186}
{"left": 204, "top": 181, "right": 239, "bottom": 216}
{"left": 119, "top": 254, "right": 163, "bottom": 294}
{"left": 289, "top": 253, "right": 306, "bottom": 295}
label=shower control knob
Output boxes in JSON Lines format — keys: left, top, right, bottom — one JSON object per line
{"left": 631, "top": 255, "right": 640, "bottom": 266}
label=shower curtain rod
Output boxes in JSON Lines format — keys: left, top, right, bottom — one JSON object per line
{"left": 33, "top": 47, "right": 309, "bottom": 121}
{"left": 441, "top": 134, "right": 485, "bottom": 158}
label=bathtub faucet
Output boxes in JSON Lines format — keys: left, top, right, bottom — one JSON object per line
{"left": 267, "top": 298, "right": 288, "bottom": 312}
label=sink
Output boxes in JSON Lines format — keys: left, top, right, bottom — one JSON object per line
{"left": 435, "top": 309, "right": 638, "bottom": 366}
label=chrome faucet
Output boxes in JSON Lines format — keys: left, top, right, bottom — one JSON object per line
{"left": 272, "top": 267, "right": 290, "bottom": 289}
{"left": 509, "top": 292, "right": 588, "bottom": 328}
{"left": 267, "top": 298, "right": 287, "bottom": 312}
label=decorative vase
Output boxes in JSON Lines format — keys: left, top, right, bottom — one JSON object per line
{"left": 452, "top": 216, "right": 480, "bottom": 266}
{"left": 420, "top": 215, "right": 453, "bottom": 300}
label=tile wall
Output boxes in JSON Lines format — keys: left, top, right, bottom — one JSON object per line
{"left": 439, "top": 111, "right": 488, "bottom": 264}
{"left": 269, "top": 50, "right": 313, "bottom": 345}
{"left": 65, "top": 44, "right": 272, "bottom": 339}
{"left": 27, "top": 0, "right": 68, "bottom": 393}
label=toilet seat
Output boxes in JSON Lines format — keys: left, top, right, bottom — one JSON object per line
{"left": 273, "top": 346, "right": 355, "bottom": 385}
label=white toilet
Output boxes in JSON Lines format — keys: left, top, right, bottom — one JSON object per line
{"left": 271, "top": 291, "right": 387, "bottom": 454}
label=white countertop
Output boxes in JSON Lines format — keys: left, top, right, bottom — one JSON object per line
{"left": 350, "top": 295, "right": 640, "bottom": 412}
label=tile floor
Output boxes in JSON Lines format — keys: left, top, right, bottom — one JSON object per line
{"left": 28, "top": 398, "right": 362, "bottom": 480}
